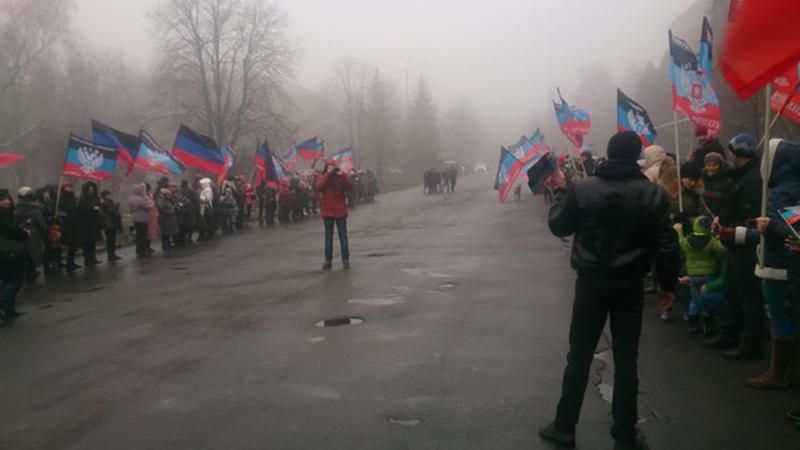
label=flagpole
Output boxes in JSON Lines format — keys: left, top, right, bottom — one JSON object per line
{"left": 673, "top": 111, "right": 684, "bottom": 213}
{"left": 759, "top": 84, "right": 772, "bottom": 268}
{"left": 54, "top": 175, "right": 65, "bottom": 214}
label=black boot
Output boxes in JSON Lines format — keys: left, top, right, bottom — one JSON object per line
{"left": 538, "top": 422, "right": 576, "bottom": 448}
{"left": 702, "top": 316, "right": 715, "bottom": 337}
{"left": 722, "top": 338, "right": 764, "bottom": 360}
{"left": 614, "top": 432, "right": 650, "bottom": 450}
{"left": 704, "top": 332, "right": 738, "bottom": 350}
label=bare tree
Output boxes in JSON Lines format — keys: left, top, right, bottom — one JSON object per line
{"left": 329, "top": 58, "right": 370, "bottom": 159}
{"left": 152, "top": 0, "right": 297, "bottom": 148}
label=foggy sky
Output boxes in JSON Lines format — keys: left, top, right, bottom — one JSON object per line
{"left": 74, "top": 0, "right": 697, "bottom": 134}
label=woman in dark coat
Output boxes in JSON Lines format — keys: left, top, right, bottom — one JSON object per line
{"left": 155, "top": 188, "right": 178, "bottom": 252}
{"left": 76, "top": 181, "right": 102, "bottom": 266}
{"left": 0, "top": 188, "right": 29, "bottom": 322}
{"left": 14, "top": 187, "right": 46, "bottom": 279}
{"left": 58, "top": 184, "right": 81, "bottom": 270}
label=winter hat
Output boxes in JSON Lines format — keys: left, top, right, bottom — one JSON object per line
{"left": 692, "top": 215, "right": 711, "bottom": 236}
{"left": 680, "top": 162, "right": 702, "bottom": 180}
{"left": 607, "top": 131, "right": 643, "bottom": 161}
{"left": 17, "top": 186, "right": 33, "bottom": 198}
{"left": 704, "top": 152, "right": 724, "bottom": 165}
{"left": 728, "top": 133, "right": 758, "bottom": 158}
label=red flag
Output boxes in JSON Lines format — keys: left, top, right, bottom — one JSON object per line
{"left": 770, "top": 63, "right": 800, "bottom": 123}
{"left": 720, "top": 0, "right": 800, "bottom": 100}
{"left": 0, "top": 151, "right": 25, "bottom": 169}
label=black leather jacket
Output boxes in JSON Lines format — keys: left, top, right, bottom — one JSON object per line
{"left": 548, "top": 161, "right": 680, "bottom": 291}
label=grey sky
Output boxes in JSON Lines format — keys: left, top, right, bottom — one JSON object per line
{"left": 73, "top": 0, "right": 697, "bottom": 132}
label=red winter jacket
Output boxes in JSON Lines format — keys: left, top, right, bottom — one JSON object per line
{"left": 315, "top": 170, "right": 352, "bottom": 218}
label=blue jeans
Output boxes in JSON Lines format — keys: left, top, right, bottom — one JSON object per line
{"left": 324, "top": 217, "right": 350, "bottom": 262}
{"left": 688, "top": 276, "right": 714, "bottom": 317}
{"left": 0, "top": 268, "right": 26, "bottom": 315}
{"left": 764, "top": 278, "right": 797, "bottom": 339}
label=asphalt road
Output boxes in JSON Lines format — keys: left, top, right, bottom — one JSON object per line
{"left": 1, "top": 175, "right": 798, "bottom": 450}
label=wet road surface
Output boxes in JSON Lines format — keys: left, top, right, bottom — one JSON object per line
{"left": 1, "top": 175, "right": 798, "bottom": 450}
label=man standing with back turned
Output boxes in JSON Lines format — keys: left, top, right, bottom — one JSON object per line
{"left": 539, "top": 131, "right": 680, "bottom": 450}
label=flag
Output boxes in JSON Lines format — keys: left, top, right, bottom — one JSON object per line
{"left": 91, "top": 120, "right": 139, "bottom": 174}
{"left": 284, "top": 143, "right": 298, "bottom": 169}
{"left": 721, "top": 0, "right": 800, "bottom": 100}
{"left": 617, "top": 89, "right": 658, "bottom": 145}
{"left": 134, "top": 130, "right": 185, "bottom": 176}
{"left": 172, "top": 125, "right": 224, "bottom": 176}
{"left": 509, "top": 130, "right": 547, "bottom": 163}
{"left": 771, "top": 62, "right": 800, "bottom": 123}
{"left": 296, "top": 137, "right": 325, "bottom": 162}
{"left": 494, "top": 147, "right": 523, "bottom": 203}
{"left": 219, "top": 144, "right": 236, "bottom": 181}
{"left": 0, "top": 150, "right": 24, "bottom": 169}
{"left": 669, "top": 26, "right": 721, "bottom": 135}
{"left": 62, "top": 134, "right": 117, "bottom": 181}
{"left": 553, "top": 89, "right": 591, "bottom": 148}
{"left": 780, "top": 206, "right": 800, "bottom": 234}
{"left": 508, "top": 135, "right": 529, "bottom": 160}
{"left": 273, "top": 153, "right": 289, "bottom": 185}
{"left": 525, "top": 154, "right": 556, "bottom": 195}
{"left": 331, "top": 148, "right": 355, "bottom": 173}
{"left": 255, "top": 140, "right": 282, "bottom": 188}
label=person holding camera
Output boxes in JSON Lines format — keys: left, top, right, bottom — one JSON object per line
{"left": 315, "top": 160, "right": 353, "bottom": 271}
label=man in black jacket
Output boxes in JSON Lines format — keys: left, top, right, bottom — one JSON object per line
{"left": 539, "top": 131, "right": 679, "bottom": 450}
{"left": 704, "top": 133, "right": 765, "bottom": 360}
{"left": 0, "top": 188, "right": 29, "bottom": 322}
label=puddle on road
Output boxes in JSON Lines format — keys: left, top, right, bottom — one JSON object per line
{"left": 401, "top": 268, "right": 453, "bottom": 278}
{"left": 38, "top": 304, "right": 55, "bottom": 310}
{"left": 78, "top": 286, "right": 106, "bottom": 294}
{"left": 314, "top": 316, "right": 365, "bottom": 328}
{"left": 438, "top": 282, "right": 458, "bottom": 289}
{"left": 347, "top": 297, "right": 406, "bottom": 306}
{"left": 365, "top": 252, "right": 400, "bottom": 258}
{"left": 387, "top": 416, "right": 422, "bottom": 428}
{"left": 306, "top": 337, "right": 327, "bottom": 343}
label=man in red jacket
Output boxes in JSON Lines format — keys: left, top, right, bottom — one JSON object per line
{"left": 316, "top": 160, "right": 353, "bottom": 270}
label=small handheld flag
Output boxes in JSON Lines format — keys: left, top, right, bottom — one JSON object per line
{"left": 525, "top": 154, "right": 556, "bottom": 195}
{"left": 62, "top": 134, "right": 117, "bottom": 181}
{"left": 617, "top": 89, "right": 657, "bottom": 146}
{"left": 135, "top": 130, "right": 185, "bottom": 176}
{"left": 172, "top": 125, "right": 224, "bottom": 176}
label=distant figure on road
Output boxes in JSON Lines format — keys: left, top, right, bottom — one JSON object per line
{"left": 539, "top": 131, "right": 679, "bottom": 450}
{"left": 316, "top": 160, "right": 352, "bottom": 271}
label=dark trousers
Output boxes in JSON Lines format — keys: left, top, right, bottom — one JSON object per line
{"left": 105, "top": 229, "right": 117, "bottom": 257}
{"left": 719, "top": 248, "right": 765, "bottom": 343}
{"left": 555, "top": 274, "right": 643, "bottom": 441}
{"left": 134, "top": 222, "right": 149, "bottom": 256}
{"left": 82, "top": 242, "right": 97, "bottom": 263}
{"left": 0, "top": 268, "right": 25, "bottom": 315}
{"left": 323, "top": 217, "right": 350, "bottom": 262}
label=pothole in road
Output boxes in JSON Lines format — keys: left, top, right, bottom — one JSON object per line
{"left": 314, "top": 316, "right": 365, "bottom": 328}
{"left": 347, "top": 297, "right": 406, "bottom": 306}
{"left": 387, "top": 416, "right": 422, "bottom": 427}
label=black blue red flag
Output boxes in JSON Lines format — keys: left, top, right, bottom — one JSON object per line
{"left": 296, "top": 137, "right": 324, "bottom": 162}
{"left": 617, "top": 89, "right": 657, "bottom": 146}
{"left": 494, "top": 147, "right": 523, "bottom": 203}
{"left": 91, "top": 120, "right": 140, "bottom": 175}
{"left": 255, "top": 140, "right": 282, "bottom": 189}
{"left": 669, "top": 21, "right": 721, "bottom": 135}
{"left": 62, "top": 134, "right": 117, "bottom": 181}
{"left": 134, "top": 130, "right": 185, "bottom": 176}
{"left": 331, "top": 148, "right": 355, "bottom": 173}
{"left": 553, "top": 89, "right": 591, "bottom": 148}
{"left": 172, "top": 125, "right": 224, "bottom": 176}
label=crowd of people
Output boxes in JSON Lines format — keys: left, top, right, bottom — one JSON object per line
{"left": 541, "top": 128, "right": 800, "bottom": 444}
{"left": 423, "top": 166, "right": 459, "bottom": 194}
{"left": 0, "top": 168, "right": 379, "bottom": 323}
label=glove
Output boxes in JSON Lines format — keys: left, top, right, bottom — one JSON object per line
{"left": 718, "top": 226, "right": 735, "bottom": 242}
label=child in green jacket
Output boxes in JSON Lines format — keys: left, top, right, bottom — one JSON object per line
{"left": 676, "top": 216, "right": 727, "bottom": 335}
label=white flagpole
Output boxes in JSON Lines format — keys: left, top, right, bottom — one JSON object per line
{"left": 759, "top": 84, "right": 772, "bottom": 268}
